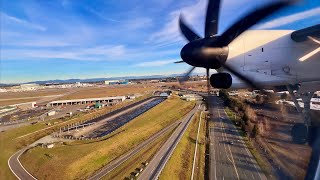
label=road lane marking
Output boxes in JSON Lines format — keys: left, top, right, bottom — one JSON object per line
{"left": 223, "top": 109, "right": 263, "bottom": 180}
{"left": 17, "top": 149, "right": 37, "bottom": 179}
{"left": 8, "top": 151, "right": 22, "bottom": 180}
{"left": 211, "top": 112, "right": 217, "bottom": 180}
{"left": 219, "top": 109, "right": 240, "bottom": 180}
{"left": 191, "top": 111, "right": 203, "bottom": 180}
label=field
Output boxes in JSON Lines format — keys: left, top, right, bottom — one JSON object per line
{"left": 0, "top": 84, "right": 159, "bottom": 106}
{"left": 0, "top": 89, "right": 69, "bottom": 99}
{"left": 57, "top": 85, "right": 158, "bottom": 100}
{"left": 19, "top": 97, "right": 195, "bottom": 179}
{"left": 0, "top": 96, "right": 149, "bottom": 179}
{"left": 0, "top": 98, "right": 41, "bottom": 106}
{"left": 160, "top": 110, "right": 206, "bottom": 180}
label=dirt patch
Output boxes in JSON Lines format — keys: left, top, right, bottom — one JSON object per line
{"left": 253, "top": 107, "right": 312, "bottom": 179}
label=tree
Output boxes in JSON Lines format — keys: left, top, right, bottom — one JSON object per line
{"left": 242, "top": 112, "right": 249, "bottom": 125}
{"left": 281, "top": 93, "right": 288, "bottom": 100}
{"left": 252, "top": 124, "right": 259, "bottom": 138}
{"left": 255, "top": 95, "right": 262, "bottom": 103}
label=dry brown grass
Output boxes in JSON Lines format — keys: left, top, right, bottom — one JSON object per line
{"left": 0, "top": 98, "right": 41, "bottom": 106}
{"left": 160, "top": 111, "right": 204, "bottom": 180}
{"left": 57, "top": 85, "right": 159, "bottom": 100}
{"left": 0, "top": 89, "right": 68, "bottom": 99}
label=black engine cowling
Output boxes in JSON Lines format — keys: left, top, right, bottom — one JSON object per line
{"left": 210, "top": 73, "right": 232, "bottom": 89}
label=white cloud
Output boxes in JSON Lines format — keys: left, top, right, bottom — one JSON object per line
{"left": 1, "top": 45, "right": 127, "bottom": 61}
{"left": 1, "top": 12, "right": 46, "bottom": 31}
{"left": 257, "top": 7, "right": 320, "bottom": 29}
{"left": 147, "top": 0, "right": 207, "bottom": 47}
{"left": 135, "top": 59, "right": 179, "bottom": 67}
{"left": 85, "top": 7, "right": 121, "bottom": 22}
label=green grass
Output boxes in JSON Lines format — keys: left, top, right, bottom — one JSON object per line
{"left": 0, "top": 96, "right": 150, "bottom": 179}
{"left": 20, "top": 97, "right": 195, "bottom": 180}
{"left": 102, "top": 126, "right": 176, "bottom": 180}
{"left": 159, "top": 110, "right": 206, "bottom": 180}
{"left": 0, "top": 117, "right": 78, "bottom": 179}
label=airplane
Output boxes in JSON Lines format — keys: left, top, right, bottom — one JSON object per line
{"left": 175, "top": 0, "right": 320, "bottom": 179}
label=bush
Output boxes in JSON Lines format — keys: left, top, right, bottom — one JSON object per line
{"left": 255, "top": 95, "right": 262, "bottom": 103}
{"left": 263, "top": 93, "right": 279, "bottom": 103}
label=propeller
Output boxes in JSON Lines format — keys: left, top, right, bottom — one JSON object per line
{"left": 178, "top": 0, "right": 290, "bottom": 92}
{"left": 179, "top": 66, "right": 195, "bottom": 84}
{"left": 176, "top": 1, "right": 319, "bottom": 179}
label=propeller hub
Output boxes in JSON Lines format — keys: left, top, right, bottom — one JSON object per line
{"left": 180, "top": 38, "right": 228, "bottom": 69}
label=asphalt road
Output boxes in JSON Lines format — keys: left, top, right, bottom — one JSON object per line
{"left": 8, "top": 136, "right": 71, "bottom": 180}
{"left": 209, "top": 96, "right": 267, "bottom": 180}
{"left": 138, "top": 103, "right": 200, "bottom": 180}
{"left": 88, "top": 120, "right": 181, "bottom": 180}
{"left": 8, "top": 148, "right": 37, "bottom": 180}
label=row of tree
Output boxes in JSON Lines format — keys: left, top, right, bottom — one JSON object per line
{"left": 219, "top": 90, "right": 260, "bottom": 138}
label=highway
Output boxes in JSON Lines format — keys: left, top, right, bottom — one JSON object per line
{"left": 88, "top": 120, "right": 180, "bottom": 180}
{"left": 209, "top": 96, "right": 267, "bottom": 180}
{"left": 138, "top": 103, "right": 200, "bottom": 180}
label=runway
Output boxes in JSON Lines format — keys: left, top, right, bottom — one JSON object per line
{"left": 209, "top": 96, "right": 267, "bottom": 180}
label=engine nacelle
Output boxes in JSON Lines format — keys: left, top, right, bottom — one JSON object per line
{"left": 210, "top": 73, "right": 232, "bottom": 89}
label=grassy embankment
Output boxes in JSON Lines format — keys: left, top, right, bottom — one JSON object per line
{"left": 160, "top": 110, "right": 206, "bottom": 180}
{"left": 102, "top": 126, "right": 177, "bottom": 180}
{"left": 20, "top": 96, "right": 195, "bottom": 179}
{"left": 0, "top": 95, "right": 150, "bottom": 179}
{"left": 224, "top": 108, "right": 273, "bottom": 177}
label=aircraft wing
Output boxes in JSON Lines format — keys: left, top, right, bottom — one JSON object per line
{"left": 291, "top": 24, "right": 320, "bottom": 43}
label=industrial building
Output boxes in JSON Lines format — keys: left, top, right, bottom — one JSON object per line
{"left": 20, "top": 83, "right": 40, "bottom": 90}
{"left": 47, "top": 96, "right": 126, "bottom": 107}
{"left": 104, "top": 80, "right": 129, "bottom": 85}
{"left": 11, "top": 102, "right": 37, "bottom": 110}
{"left": 181, "top": 94, "right": 203, "bottom": 101}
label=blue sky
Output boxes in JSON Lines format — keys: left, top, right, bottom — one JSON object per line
{"left": 1, "top": 0, "right": 319, "bottom": 83}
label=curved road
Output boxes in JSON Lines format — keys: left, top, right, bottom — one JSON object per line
{"left": 8, "top": 148, "right": 37, "bottom": 180}
{"left": 8, "top": 136, "right": 71, "bottom": 180}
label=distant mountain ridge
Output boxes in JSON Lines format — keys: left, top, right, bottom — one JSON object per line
{"left": 0, "top": 73, "right": 206, "bottom": 86}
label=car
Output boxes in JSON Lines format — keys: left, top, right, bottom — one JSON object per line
{"left": 229, "top": 141, "right": 234, "bottom": 145}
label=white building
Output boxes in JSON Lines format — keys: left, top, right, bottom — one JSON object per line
{"left": 11, "top": 102, "right": 37, "bottom": 110}
{"left": 181, "top": 94, "right": 203, "bottom": 101}
{"left": 20, "top": 83, "right": 40, "bottom": 91}
{"left": 47, "top": 111, "right": 56, "bottom": 116}
{"left": 105, "top": 80, "right": 119, "bottom": 85}
{"left": 47, "top": 96, "right": 126, "bottom": 106}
